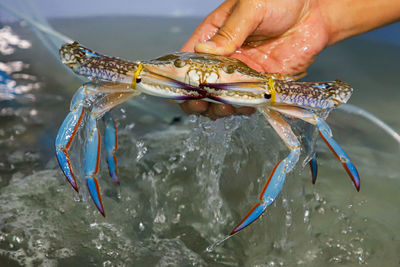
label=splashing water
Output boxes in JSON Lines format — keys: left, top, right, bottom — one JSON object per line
{"left": 2, "top": 107, "right": 398, "bottom": 266}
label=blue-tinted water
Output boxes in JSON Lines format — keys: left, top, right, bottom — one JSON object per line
{"left": 0, "top": 17, "right": 399, "bottom": 266}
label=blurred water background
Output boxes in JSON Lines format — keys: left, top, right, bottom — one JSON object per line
{"left": 0, "top": 1, "right": 400, "bottom": 266}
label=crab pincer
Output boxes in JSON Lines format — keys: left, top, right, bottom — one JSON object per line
{"left": 55, "top": 86, "right": 86, "bottom": 192}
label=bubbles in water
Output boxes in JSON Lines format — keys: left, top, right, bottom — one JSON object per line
{"left": 136, "top": 140, "right": 148, "bottom": 161}
{"left": 153, "top": 211, "right": 166, "bottom": 224}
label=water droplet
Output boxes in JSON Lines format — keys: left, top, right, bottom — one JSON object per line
{"left": 154, "top": 212, "right": 166, "bottom": 224}
{"left": 139, "top": 222, "right": 145, "bottom": 231}
{"left": 153, "top": 162, "right": 163, "bottom": 174}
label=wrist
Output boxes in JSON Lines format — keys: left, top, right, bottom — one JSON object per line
{"left": 315, "top": 0, "right": 336, "bottom": 46}
{"left": 318, "top": 0, "right": 400, "bottom": 46}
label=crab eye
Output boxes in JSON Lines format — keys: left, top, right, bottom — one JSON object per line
{"left": 223, "top": 65, "right": 235, "bottom": 74}
{"left": 173, "top": 59, "right": 186, "bottom": 68}
{"left": 264, "top": 93, "right": 271, "bottom": 99}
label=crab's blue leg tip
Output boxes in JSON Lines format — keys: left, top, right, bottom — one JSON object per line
{"left": 310, "top": 153, "right": 318, "bottom": 184}
{"left": 56, "top": 148, "right": 79, "bottom": 192}
{"left": 86, "top": 177, "right": 105, "bottom": 217}
{"left": 230, "top": 203, "right": 267, "bottom": 236}
{"left": 106, "top": 154, "right": 119, "bottom": 184}
{"left": 342, "top": 160, "right": 360, "bottom": 191}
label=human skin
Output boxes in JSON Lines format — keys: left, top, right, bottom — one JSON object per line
{"left": 180, "top": 0, "right": 400, "bottom": 120}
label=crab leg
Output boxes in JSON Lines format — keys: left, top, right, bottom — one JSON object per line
{"left": 303, "top": 129, "right": 318, "bottom": 184}
{"left": 103, "top": 113, "right": 119, "bottom": 184}
{"left": 270, "top": 104, "right": 360, "bottom": 190}
{"left": 84, "top": 114, "right": 104, "bottom": 215}
{"left": 230, "top": 108, "right": 300, "bottom": 235}
{"left": 86, "top": 91, "right": 139, "bottom": 215}
{"left": 310, "top": 153, "right": 318, "bottom": 184}
{"left": 316, "top": 117, "right": 360, "bottom": 190}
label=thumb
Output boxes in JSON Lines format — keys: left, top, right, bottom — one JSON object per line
{"left": 195, "top": 0, "right": 265, "bottom": 55}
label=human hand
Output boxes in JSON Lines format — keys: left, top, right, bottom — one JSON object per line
{"left": 180, "top": 0, "right": 330, "bottom": 119}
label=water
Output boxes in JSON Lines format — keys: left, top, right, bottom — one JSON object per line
{"left": 0, "top": 17, "right": 400, "bottom": 266}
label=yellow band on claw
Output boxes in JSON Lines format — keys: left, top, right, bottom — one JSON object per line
{"left": 268, "top": 78, "right": 276, "bottom": 104}
{"left": 131, "top": 63, "right": 144, "bottom": 89}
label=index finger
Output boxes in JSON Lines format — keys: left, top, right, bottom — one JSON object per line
{"left": 195, "top": 0, "right": 266, "bottom": 55}
{"left": 181, "top": 0, "right": 236, "bottom": 52}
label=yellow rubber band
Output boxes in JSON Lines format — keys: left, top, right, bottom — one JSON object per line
{"left": 131, "top": 63, "right": 143, "bottom": 89}
{"left": 268, "top": 77, "right": 276, "bottom": 104}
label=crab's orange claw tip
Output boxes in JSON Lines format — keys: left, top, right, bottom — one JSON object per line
{"left": 342, "top": 160, "right": 360, "bottom": 191}
{"left": 229, "top": 203, "right": 267, "bottom": 236}
{"left": 56, "top": 148, "right": 79, "bottom": 192}
{"left": 71, "top": 182, "right": 79, "bottom": 193}
{"left": 86, "top": 176, "right": 105, "bottom": 216}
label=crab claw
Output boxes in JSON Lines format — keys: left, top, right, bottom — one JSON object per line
{"left": 55, "top": 88, "right": 86, "bottom": 192}
{"left": 230, "top": 148, "right": 300, "bottom": 235}
{"left": 310, "top": 153, "right": 318, "bottom": 184}
{"left": 316, "top": 118, "right": 360, "bottom": 191}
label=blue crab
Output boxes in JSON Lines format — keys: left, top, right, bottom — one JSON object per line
{"left": 56, "top": 41, "right": 359, "bottom": 236}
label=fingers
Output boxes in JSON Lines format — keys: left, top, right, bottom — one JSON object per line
{"left": 235, "top": 106, "right": 256, "bottom": 116}
{"left": 180, "top": 100, "right": 256, "bottom": 120}
{"left": 181, "top": 0, "right": 237, "bottom": 52}
{"left": 204, "top": 104, "right": 256, "bottom": 120}
{"left": 180, "top": 101, "right": 234, "bottom": 119}
{"left": 195, "top": 0, "right": 266, "bottom": 55}
{"left": 204, "top": 103, "right": 235, "bottom": 120}
{"left": 231, "top": 13, "right": 328, "bottom": 74}
{"left": 180, "top": 100, "right": 209, "bottom": 114}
